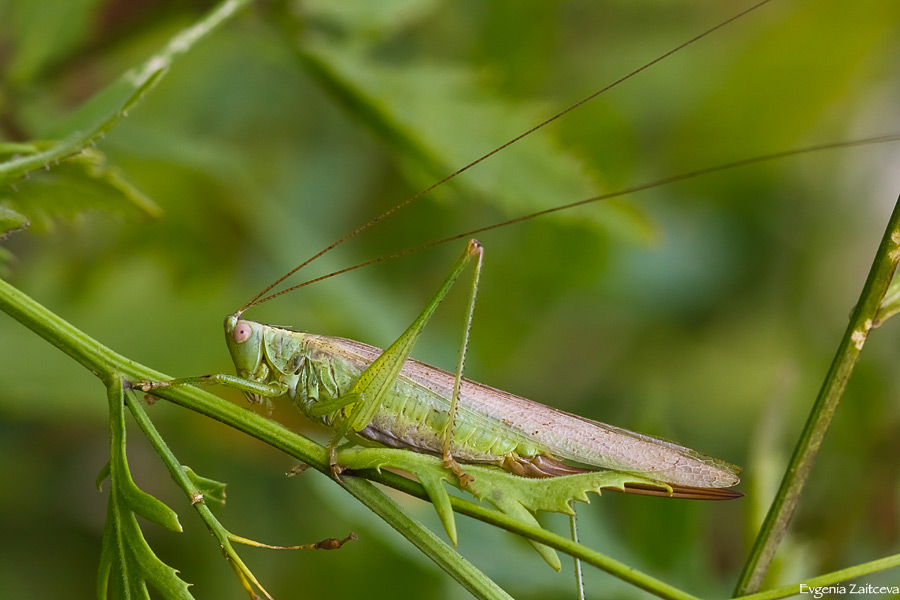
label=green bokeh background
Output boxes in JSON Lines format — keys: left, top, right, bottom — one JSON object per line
{"left": 1, "top": 0, "right": 900, "bottom": 598}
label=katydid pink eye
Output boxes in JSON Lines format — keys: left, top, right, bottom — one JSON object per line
{"left": 234, "top": 322, "right": 252, "bottom": 343}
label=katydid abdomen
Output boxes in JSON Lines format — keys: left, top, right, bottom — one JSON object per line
{"left": 227, "top": 316, "right": 741, "bottom": 498}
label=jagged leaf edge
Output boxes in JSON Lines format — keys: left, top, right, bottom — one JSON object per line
{"left": 337, "top": 447, "right": 669, "bottom": 569}
{"left": 103, "top": 379, "right": 192, "bottom": 600}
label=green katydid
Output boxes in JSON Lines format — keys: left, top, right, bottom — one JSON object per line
{"left": 201, "top": 239, "right": 742, "bottom": 500}
{"left": 139, "top": 236, "right": 741, "bottom": 563}
{"left": 138, "top": 3, "right": 757, "bottom": 505}
{"left": 140, "top": 229, "right": 741, "bottom": 505}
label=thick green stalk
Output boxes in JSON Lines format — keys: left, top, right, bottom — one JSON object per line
{"left": 734, "top": 194, "right": 900, "bottom": 594}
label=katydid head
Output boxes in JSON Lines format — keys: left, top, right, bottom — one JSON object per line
{"left": 224, "top": 313, "right": 265, "bottom": 384}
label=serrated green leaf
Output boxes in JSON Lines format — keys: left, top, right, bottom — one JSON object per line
{"left": 125, "top": 515, "right": 193, "bottom": 600}
{"left": 102, "top": 378, "right": 192, "bottom": 600}
{"left": 338, "top": 447, "right": 669, "bottom": 569}
{"left": 483, "top": 488, "right": 560, "bottom": 570}
{"left": 183, "top": 466, "right": 228, "bottom": 513}
{"left": 100, "top": 486, "right": 194, "bottom": 600}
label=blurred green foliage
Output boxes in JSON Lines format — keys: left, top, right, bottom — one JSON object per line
{"left": 1, "top": 0, "right": 899, "bottom": 598}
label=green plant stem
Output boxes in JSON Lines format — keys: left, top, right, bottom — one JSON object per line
{"left": 734, "top": 193, "right": 900, "bottom": 595}
{"left": 0, "top": 275, "right": 702, "bottom": 600}
{"left": 735, "top": 552, "right": 900, "bottom": 600}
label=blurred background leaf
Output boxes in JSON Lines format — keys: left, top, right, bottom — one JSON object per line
{"left": 1, "top": 0, "right": 899, "bottom": 598}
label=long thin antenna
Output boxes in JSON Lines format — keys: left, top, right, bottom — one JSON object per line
{"left": 240, "top": 0, "right": 776, "bottom": 313}
{"left": 248, "top": 133, "right": 900, "bottom": 306}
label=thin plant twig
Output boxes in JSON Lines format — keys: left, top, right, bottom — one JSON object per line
{"left": 734, "top": 193, "right": 900, "bottom": 594}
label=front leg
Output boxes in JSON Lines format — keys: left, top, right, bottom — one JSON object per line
{"left": 135, "top": 373, "right": 288, "bottom": 403}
